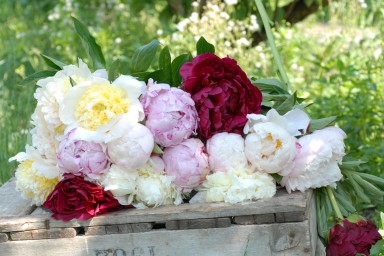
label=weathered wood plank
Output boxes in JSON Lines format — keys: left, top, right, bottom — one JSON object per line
{"left": 0, "top": 178, "right": 34, "bottom": 217}
{"left": 0, "top": 223, "right": 315, "bottom": 256}
{"left": 166, "top": 217, "right": 231, "bottom": 230}
{"left": 84, "top": 223, "right": 153, "bottom": 236}
{"left": 0, "top": 189, "right": 310, "bottom": 233}
{"left": 10, "top": 228, "right": 76, "bottom": 241}
{"left": 233, "top": 213, "right": 275, "bottom": 225}
{"left": 0, "top": 233, "right": 8, "bottom": 243}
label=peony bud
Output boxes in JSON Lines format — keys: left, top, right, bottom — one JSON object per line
{"left": 141, "top": 79, "right": 198, "bottom": 147}
{"left": 163, "top": 138, "right": 209, "bottom": 189}
{"left": 107, "top": 122, "right": 154, "bottom": 171}
{"left": 57, "top": 129, "right": 109, "bottom": 180}
{"left": 207, "top": 132, "right": 248, "bottom": 173}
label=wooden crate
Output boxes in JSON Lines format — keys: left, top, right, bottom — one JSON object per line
{"left": 0, "top": 178, "right": 325, "bottom": 256}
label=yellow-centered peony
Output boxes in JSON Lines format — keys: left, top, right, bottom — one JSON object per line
{"left": 15, "top": 160, "right": 59, "bottom": 205}
{"left": 75, "top": 85, "right": 130, "bottom": 130}
{"left": 266, "top": 133, "right": 283, "bottom": 150}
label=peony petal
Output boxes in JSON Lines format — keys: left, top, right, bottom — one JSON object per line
{"left": 284, "top": 108, "right": 310, "bottom": 136}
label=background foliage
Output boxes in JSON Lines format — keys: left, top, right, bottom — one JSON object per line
{"left": 1, "top": 0, "right": 383, "bottom": 216}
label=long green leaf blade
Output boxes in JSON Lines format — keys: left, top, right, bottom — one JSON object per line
{"left": 21, "top": 70, "right": 57, "bottom": 85}
{"left": 130, "top": 40, "right": 161, "bottom": 73}
{"left": 72, "top": 16, "right": 106, "bottom": 69}
{"left": 196, "top": 37, "right": 215, "bottom": 55}
{"left": 41, "top": 54, "right": 66, "bottom": 70}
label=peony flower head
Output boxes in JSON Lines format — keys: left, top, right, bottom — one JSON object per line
{"left": 141, "top": 79, "right": 198, "bottom": 147}
{"left": 106, "top": 122, "right": 154, "bottom": 171}
{"left": 326, "top": 218, "right": 382, "bottom": 256}
{"left": 163, "top": 138, "right": 209, "bottom": 189}
{"left": 190, "top": 169, "right": 276, "bottom": 204}
{"left": 101, "top": 156, "right": 166, "bottom": 206}
{"left": 10, "top": 145, "right": 60, "bottom": 179}
{"left": 14, "top": 159, "right": 59, "bottom": 206}
{"left": 135, "top": 171, "right": 182, "bottom": 208}
{"left": 57, "top": 129, "right": 110, "bottom": 180}
{"left": 207, "top": 132, "right": 248, "bottom": 173}
{"left": 245, "top": 122, "right": 297, "bottom": 173}
{"left": 30, "top": 105, "right": 61, "bottom": 161}
{"left": 34, "top": 59, "right": 106, "bottom": 133}
{"left": 43, "top": 174, "right": 123, "bottom": 221}
{"left": 180, "top": 52, "right": 262, "bottom": 140}
{"left": 280, "top": 127, "right": 346, "bottom": 193}
{"left": 59, "top": 75, "right": 145, "bottom": 141}
{"left": 101, "top": 164, "right": 139, "bottom": 205}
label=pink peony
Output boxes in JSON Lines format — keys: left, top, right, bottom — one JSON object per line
{"left": 57, "top": 129, "right": 110, "bottom": 180}
{"left": 280, "top": 127, "right": 346, "bottom": 192}
{"left": 141, "top": 79, "right": 198, "bottom": 147}
{"left": 163, "top": 138, "right": 209, "bottom": 189}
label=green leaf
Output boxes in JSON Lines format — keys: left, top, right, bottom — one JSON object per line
{"left": 270, "top": 173, "right": 282, "bottom": 183}
{"left": 171, "top": 53, "right": 192, "bottom": 87}
{"left": 108, "top": 59, "right": 121, "bottom": 81}
{"left": 21, "top": 70, "right": 57, "bottom": 85}
{"left": 253, "top": 78, "right": 289, "bottom": 94}
{"left": 370, "top": 239, "right": 384, "bottom": 255}
{"left": 130, "top": 40, "right": 161, "bottom": 73}
{"left": 72, "top": 16, "right": 106, "bottom": 69}
{"left": 346, "top": 173, "right": 371, "bottom": 203}
{"left": 159, "top": 46, "right": 172, "bottom": 84}
{"left": 41, "top": 54, "right": 66, "bottom": 70}
{"left": 352, "top": 173, "right": 384, "bottom": 197}
{"left": 309, "top": 116, "right": 337, "bottom": 132}
{"left": 304, "top": 0, "right": 315, "bottom": 7}
{"left": 153, "top": 143, "right": 164, "bottom": 154}
{"left": 130, "top": 71, "right": 151, "bottom": 81}
{"left": 196, "top": 37, "right": 215, "bottom": 55}
{"left": 148, "top": 70, "right": 165, "bottom": 82}
{"left": 350, "top": 172, "right": 384, "bottom": 187}
{"left": 334, "top": 191, "right": 356, "bottom": 213}
{"left": 275, "top": 91, "right": 296, "bottom": 114}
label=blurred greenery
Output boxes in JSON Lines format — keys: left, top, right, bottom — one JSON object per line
{"left": 1, "top": 0, "right": 383, "bottom": 211}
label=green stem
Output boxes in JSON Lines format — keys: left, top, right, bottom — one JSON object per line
{"left": 254, "top": 0, "right": 291, "bottom": 91}
{"left": 326, "top": 186, "right": 343, "bottom": 220}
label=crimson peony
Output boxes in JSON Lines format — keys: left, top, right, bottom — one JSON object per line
{"left": 180, "top": 53, "right": 262, "bottom": 140}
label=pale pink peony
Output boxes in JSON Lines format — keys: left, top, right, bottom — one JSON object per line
{"left": 207, "top": 132, "right": 248, "bottom": 173}
{"left": 280, "top": 127, "right": 346, "bottom": 192}
{"left": 57, "top": 129, "right": 110, "bottom": 180}
{"left": 141, "top": 79, "right": 198, "bottom": 147}
{"left": 106, "top": 122, "right": 154, "bottom": 171}
{"left": 163, "top": 138, "right": 209, "bottom": 189}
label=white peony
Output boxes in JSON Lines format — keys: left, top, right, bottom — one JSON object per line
{"left": 9, "top": 145, "right": 60, "bottom": 205}
{"left": 59, "top": 75, "right": 145, "bottom": 142}
{"left": 101, "top": 164, "right": 139, "bottom": 205}
{"left": 190, "top": 169, "right": 276, "bottom": 204}
{"left": 245, "top": 122, "right": 297, "bottom": 173}
{"left": 34, "top": 59, "right": 106, "bottom": 133}
{"left": 30, "top": 105, "right": 61, "bottom": 161}
{"left": 280, "top": 127, "right": 346, "bottom": 193}
{"left": 135, "top": 157, "right": 182, "bottom": 208}
{"left": 106, "top": 122, "right": 154, "bottom": 171}
{"left": 245, "top": 108, "right": 310, "bottom": 137}
{"left": 10, "top": 145, "right": 60, "bottom": 179}
{"left": 207, "top": 132, "right": 248, "bottom": 173}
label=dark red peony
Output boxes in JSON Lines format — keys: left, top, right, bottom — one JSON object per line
{"left": 326, "top": 219, "right": 382, "bottom": 256}
{"left": 43, "top": 174, "right": 127, "bottom": 221}
{"left": 180, "top": 53, "right": 262, "bottom": 140}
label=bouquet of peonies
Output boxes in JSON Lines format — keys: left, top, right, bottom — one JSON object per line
{"left": 10, "top": 13, "right": 383, "bottom": 254}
